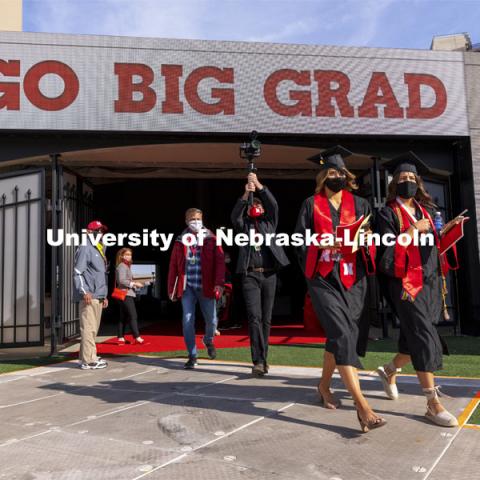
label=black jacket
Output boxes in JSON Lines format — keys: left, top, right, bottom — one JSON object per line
{"left": 230, "top": 187, "right": 290, "bottom": 274}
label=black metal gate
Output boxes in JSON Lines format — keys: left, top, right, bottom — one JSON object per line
{"left": 51, "top": 159, "right": 94, "bottom": 351}
{"left": 0, "top": 170, "right": 45, "bottom": 347}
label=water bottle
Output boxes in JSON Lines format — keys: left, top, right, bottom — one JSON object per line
{"left": 433, "top": 211, "right": 444, "bottom": 233}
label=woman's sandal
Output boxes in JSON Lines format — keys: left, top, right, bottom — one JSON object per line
{"left": 317, "top": 384, "right": 341, "bottom": 409}
{"left": 356, "top": 410, "right": 387, "bottom": 433}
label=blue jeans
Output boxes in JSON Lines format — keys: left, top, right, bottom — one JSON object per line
{"left": 181, "top": 285, "right": 217, "bottom": 357}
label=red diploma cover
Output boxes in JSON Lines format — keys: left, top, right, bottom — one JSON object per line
{"left": 439, "top": 216, "right": 469, "bottom": 255}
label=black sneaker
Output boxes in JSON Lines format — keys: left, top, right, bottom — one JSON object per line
{"left": 203, "top": 340, "right": 217, "bottom": 360}
{"left": 252, "top": 363, "right": 265, "bottom": 377}
{"left": 264, "top": 363, "right": 269, "bottom": 374}
{"left": 184, "top": 357, "right": 198, "bottom": 369}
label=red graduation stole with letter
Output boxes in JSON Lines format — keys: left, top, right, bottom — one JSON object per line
{"left": 305, "top": 190, "right": 357, "bottom": 289}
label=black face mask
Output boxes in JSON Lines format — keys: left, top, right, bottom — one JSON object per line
{"left": 397, "top": 181, "right": 418, "bottom": 199}
{"left": 325, "top": 177, "right": 347, "bottom": 193}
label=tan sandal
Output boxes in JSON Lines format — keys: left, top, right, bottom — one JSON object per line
{"left": 356, "top": 410, "right": 387, "bottom": 433}
{"left": 317, "top": 383, "right": 341, "bottom": 409}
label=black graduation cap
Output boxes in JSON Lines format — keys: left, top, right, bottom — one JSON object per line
{"left": 382, "top": 151, "right": 431, "bottom": 176}
{"left": 307, "top": 145, "right": 352, "bottom": 170}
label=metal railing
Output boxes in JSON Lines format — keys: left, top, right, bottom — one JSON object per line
{"left": 0, "top": 170, "right": 45, "bottom": 347}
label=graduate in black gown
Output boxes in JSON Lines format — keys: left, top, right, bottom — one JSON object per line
{"left": 375, "top": 152, "right": 463, "bottom": 427}
{"left": 295, "top": 146, "right": 385, "bottom": 433}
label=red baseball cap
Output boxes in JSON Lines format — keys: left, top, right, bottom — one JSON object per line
{"left": 86, "top": 220, "right": 108, "bottom": 232}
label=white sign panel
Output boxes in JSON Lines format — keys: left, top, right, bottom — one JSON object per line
{"left": 0, "top": 32, "right": 469, "bottom": 136}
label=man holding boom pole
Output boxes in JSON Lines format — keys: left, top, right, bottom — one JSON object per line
{"left": 231, "top": 173, "right": 289, "bottom": 376}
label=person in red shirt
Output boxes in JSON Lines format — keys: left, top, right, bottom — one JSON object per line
{"left": 168, "top": 208, "right": 225, "bottom": 369}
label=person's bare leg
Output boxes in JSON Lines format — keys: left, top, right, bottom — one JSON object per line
{"left": 386, "top": 353, "right": 411, "bottom": 385}
{"left": 318, "top": 351, "right": 339, "bottom": 408}
{"left": 417, "top": 371, "right": 444, "bottom": 414}
{"left": 377, "top": 353, "right": 411, "bottom": 400}
{"left": 337, "top": 365, "right": 385, "bottom": 429}
{"left": 417, "top": 370, "right": 458, "bottom": 426}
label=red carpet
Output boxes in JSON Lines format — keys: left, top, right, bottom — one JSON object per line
{"left": 97, "top": 322, "right": 326, "bottom": 355}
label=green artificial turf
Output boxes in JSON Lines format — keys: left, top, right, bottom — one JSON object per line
{"left": 1, "top": 336, "right": 479, "bottom": 378}
{"left": 0, "top": 355, "right": 70, "bottom": 375}
{"left": 144, "top": 336, "right": 480, "bottom": 378}
{"left": 468, "top": 402, "right": 480, "bottom": 425}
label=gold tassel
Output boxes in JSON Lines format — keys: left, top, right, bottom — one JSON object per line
{"left": 401, "top": 290, "right": 415, "bottom": 303}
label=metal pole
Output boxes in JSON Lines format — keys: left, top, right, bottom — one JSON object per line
{"left": 50, "top": 154, "right": 61, "bottom": 356}
{"left": 373, "top": 157, "right": 390, "bottom": 339}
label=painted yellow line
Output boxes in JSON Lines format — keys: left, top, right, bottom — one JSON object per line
{"left": 463, "top": 424, "right": 480, "bottom": 431}
{"left": 458, "top": 396, "right": 479, "bottom": 426}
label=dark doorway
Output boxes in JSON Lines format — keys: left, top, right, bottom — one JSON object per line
{"left": 94, "top": 177, "right": 318, "bottom": 327}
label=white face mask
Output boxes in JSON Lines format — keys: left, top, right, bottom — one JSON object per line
{"left": 188, "top": 220, "right": 203, "bottom": 232}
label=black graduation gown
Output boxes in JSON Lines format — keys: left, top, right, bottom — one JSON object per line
{"left": 375, "top": 205, "right": 444, "bottom": 372}
{"left": 294, "top": 194, "right": 372, "bottom": 369}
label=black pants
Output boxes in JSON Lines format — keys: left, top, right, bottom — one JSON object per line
{"left": 241, "top": 272, "right": 277, "bottom": 365}
{"left": 117, "top": 296, "right": 140, "bottom": 338}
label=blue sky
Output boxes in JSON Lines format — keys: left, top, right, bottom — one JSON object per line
{"left": 23, "top": 0, "right": 479, "bottom": 49}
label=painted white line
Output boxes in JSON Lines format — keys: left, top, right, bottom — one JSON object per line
{"left": 131, "top": 454, "right": 188, "bottom": 480}
{"left": 111, "top": 368, "right": 158, "bottom": 381}
{"left": 0, "top": 373, "right": 238, "bottom": 449}
{"left": 0, "top": 428, "right": 54, "bottom": 447}
{"left": 177, "top": 393, "right": 264, "bottom": 402}
{"left": 422, "top": 406, "right": 477, "bottom": 480}
{"left": 130, "top": 401, "right": 297, "bottom": 480}
{"left": 0, "top": 368, "right": 157, "bottom": 410}
{"left": 66, "top": 400, "right": 153, "bottom": 428}
{"left": 192, "top": 417, "right": 266, "bottom": 450}
{"left": 28, "top": 368, "right": 71, "bottom": 377}
{"left": 0, "top": 392, "right": 64, "bottom": 409}
{"left": 66, "top": 375, "right": 238, "bottom": 428}
{"left": 86, "top": 386, "right": 162, "bottom": 394}
{"left": 207, "top": 376, "right": 237, "bottom": 386}
{"left": 0, "top": 376, "right": 25, "bottom": 384}
{"left": 278, "top": 402, "right": 296, "bottom": 412}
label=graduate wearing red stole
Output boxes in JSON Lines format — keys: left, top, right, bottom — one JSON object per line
{"left": 375, "top": 152, "right": 463, "bottom": 428}
{"left": 295, "top": 146, "right": 385, "bottom": 433}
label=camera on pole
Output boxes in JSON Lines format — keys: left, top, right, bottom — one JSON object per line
{"left": 239, "top": 131, "right": 262, "bottom": 206}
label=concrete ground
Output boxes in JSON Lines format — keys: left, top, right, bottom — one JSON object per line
{"left": 0, "top": 357, "right": 478, "bottom": 480}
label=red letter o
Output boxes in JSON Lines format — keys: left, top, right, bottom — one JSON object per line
{"left": 24, "top": 61, "right": 79, "bottom": 111}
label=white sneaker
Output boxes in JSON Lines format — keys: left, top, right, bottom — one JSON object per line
{"left": 376, "top": 366, "right": 399, "bottom": 400}
{"left": 80, "top": 361, "right": 107, "bottom": 370}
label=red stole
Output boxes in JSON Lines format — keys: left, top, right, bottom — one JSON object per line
{"left": 305, "top": 190, "right": 357, "bottom": 289}
{"left": 390, "top": 200, "right": 441, "bottom": 301}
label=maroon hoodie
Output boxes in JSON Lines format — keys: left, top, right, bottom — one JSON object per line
{"left": 167, "top": 228, "right": 225, "bottom": 300}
